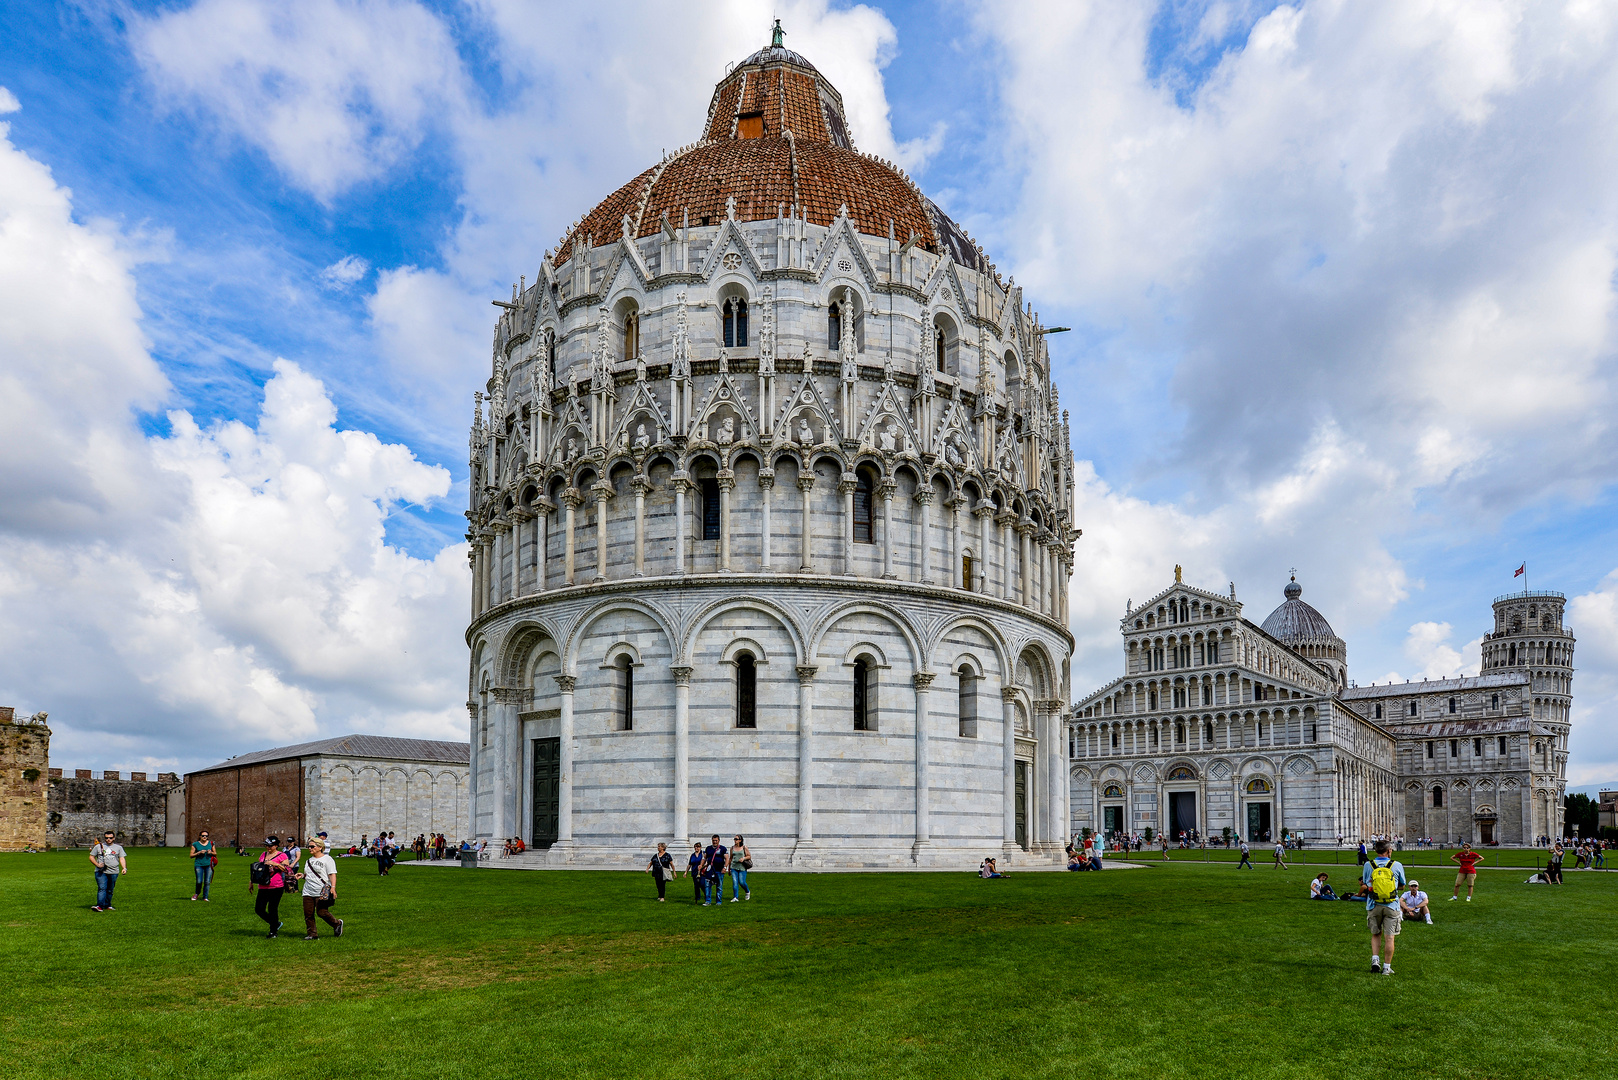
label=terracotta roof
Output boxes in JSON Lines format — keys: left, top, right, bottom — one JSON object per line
{"left": 189, "top": 734, "right": 469, "bottom": 774}
{"left": 557, "top": 37, "right": 976, "bottom": 262}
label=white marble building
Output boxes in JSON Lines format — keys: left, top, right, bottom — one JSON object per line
{"left": 465, "top": 29, "right": 1077, "bottom": 869}
{"left": 1069, "top": 576, "right": 1572, "bottom": 845}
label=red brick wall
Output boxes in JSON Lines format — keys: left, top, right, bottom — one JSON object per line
{"left": 185, "top": 761, "right": 304, "bottom": 849}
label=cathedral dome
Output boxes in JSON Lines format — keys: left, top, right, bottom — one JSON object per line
{"left": 1261, "top": 577, "right": 1338, "bottom": 643}
{"left": 557, "top": 29, "right": 977, "bottom": 266}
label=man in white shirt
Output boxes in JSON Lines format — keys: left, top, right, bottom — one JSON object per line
{"left": 1400, "top": 880, "right": 1433, "bottom": 924}
{"left": 299, "top": 837, "right": 344, "bottom": 940}
{"left": 89, "top": 831, "right": 128, "bottom": 911}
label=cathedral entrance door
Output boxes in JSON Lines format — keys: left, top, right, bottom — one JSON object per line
{"left": 1102, "top": 805, "right": 1123, "bottom": 838}
{"left": 531, "top": 737, "right": 560, "bottom": 848}
{"left": 1247, "top": 801, "right": 1271, "bottom": 841}
{"left": 1479, "top": 821, "right": 1494, "bottom": 844}
{"left": 1014, "top": 762, "right": 1029, "bottom": 850}
{"left": 1169, "top": 791, "right": 1197, "bottom": 838}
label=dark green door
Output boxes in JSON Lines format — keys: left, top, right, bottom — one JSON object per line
{"left": 1170, "top": 791, "right": 1197, "bottom": 838}
{"left": 1247, "top": 801, "right": 1271, "bottom": 841}
{"left": 1103, "top": 805, "right": 1124, "bottom": 837}
{"left": 532, "top": 737, "right": 560, "bottom": 848}
{"left": 1014, "top": 762, "right": 1029, "bottom": 850}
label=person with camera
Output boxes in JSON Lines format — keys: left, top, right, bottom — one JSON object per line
{"left": 251, "top": 835, "right": 293, "bottom": 938}
{"left": 729, "top": 835, "right": 752, "bottom": 901}
{"left": 298, "top": 837, "right": 343, "bottom": 940}
{"left": 89, "top": 830, "right": 127, "bottom": 912}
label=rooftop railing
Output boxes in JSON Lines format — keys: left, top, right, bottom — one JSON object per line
{"left": 1492, "top": 589, "right": 1565, "bottom": 604}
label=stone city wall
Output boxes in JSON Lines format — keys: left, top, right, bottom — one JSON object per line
{"left": 0, "top": 708, "right": 51, "bottom": 851}
{"left": 47, "top": 769, "right": 182, "bottom": 848}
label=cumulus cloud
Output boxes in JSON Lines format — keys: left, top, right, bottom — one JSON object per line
{"left": 320, "top": 254, "right": 369, "bottom": 287}
{"left": 0, "top": 116, "right": 466, "bottom": 774}
{"left": 1398, "top": 621, "right": 1480, "bottom": 681}
{"left": 1568, "top": 572, "right": 1618, "bottom": 783}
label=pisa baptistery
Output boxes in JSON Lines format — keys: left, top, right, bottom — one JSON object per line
{"left": 465, "top": 26, "right": 1078, "bottom": 868}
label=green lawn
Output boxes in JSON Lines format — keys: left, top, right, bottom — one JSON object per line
{"left": 1110, "top": 845, "right": 1564, "bottom": 870}
{"left": 1, "top": 848, "right": 1610, "bottom": 1080}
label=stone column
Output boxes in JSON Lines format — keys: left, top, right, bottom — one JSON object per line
{"left": 535, "top": 500, "right": 553, "bottom": 593}
{"left": 878, "top": 478, "right": 897, "bottom": 579}
{"left": 913, "top": 671, "right": 934, "bottom": 858}
{"left": 672, "top": 665, "right": 692, "bottom": 843}
{"left": 555, "top": 674, "right": 576, "bottom": 850}
{"left": 975, "top": 502, "right": 993, "bottom": 594}
{"left": 468, "top": 547, "right": 480, "bottom": 620}
{"left": 492, "top": 522, "right": 510, "bottom": 605}
{"left": 797, "top": 473, "right": 815, "bottom": 572}
{"left": 996, "top": 510, "right": 1017, "bottom": 601}
{"left": 914, "top": 489, "right": 933, "bottom": 584}
{"left": 839, "top": 472, "right": 857, "bottom": 576}
{"left": 1002, "top": 687, "right": 1020, "bottom": 856}
{"left": 718, "top": 469, "right": 735, "bottom": 572}
{"left": 793, "top": 665, "right": 819, "bottom": 863}
{"left": 508, "top": 512, "right": 530, "bottom": 598}
{"left": 562, "top": 489, "right": 581, "bottom": 586}
{"left": 1019, "top": 523, "right": 1033, "bottom": 608}
{"left": 592, "top": 481, "right": 613, "bottom": 583}
{"left": 947, "top": 496, "right": 964, "bottom": 587}
{"left": 673, "top": 473, "right": 689, "bottom": 575}
{"left": 632, "top": 477, "right": 649, "bottom": 576}
{"left": 759, "top": 469, "right": 775, "bottom": 573}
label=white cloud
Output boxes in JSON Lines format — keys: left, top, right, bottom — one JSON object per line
{"left": 131, "top": 0, "right": 468, "bottom": 202}
{"left": 0, "top": 86, "right": 19, "bottom": 114}
{"left": 320, "top": 254, "right": 370, "bottom": 287}
{"left": 0, "top": 115, "right": 466, "bottom": 774}
{"left": 1399, "top": 621, "right": 1480, "bottom": 681}
{"left": 1568, "top": 571, "right": 1618, "bottom": 784}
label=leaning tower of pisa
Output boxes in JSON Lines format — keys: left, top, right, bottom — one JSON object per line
{"left": 1481, "top": 589, "right": 1573, "bottom": 836}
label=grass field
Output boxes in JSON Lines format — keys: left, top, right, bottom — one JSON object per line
{"left": 1108, "top": 845, "right": 1567, "bottom": 870}
{"left": 2, "top": 848, "right": 1611, "bottom": 1080}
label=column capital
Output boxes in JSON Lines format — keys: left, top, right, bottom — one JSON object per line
{"left": 716, "top": 470, "right": 735, "bottom": 492}
{"left": 912, "top": 489, "right": 934, "bottom": 506}
{"left": 796, "top": 664, "right": 819, "bottom": 684}
{"left": 591, "top": 480, "right": 615, "bottom": 501}
{"left": 912, "top": 671, "right": 936, "bottom": 690}
{"left": 972, "top": 501, "right": 996, "bottom": 519}
{"left": 491, "top": 520, "right": 512, "bottom": 535}
{"left": 945, "top": 494, "right": 968, "bottom": 512}
{"left": 490, "top": 686, "right": 533, "bottom": 706}
{"left": 561, "top": 488, "right": 583, "bottom": 510}
{"left": 877, "top": 479, "right": 897, "bottom": 500}
{"left": 631, "top": 475, "right": 652, "bottom": 495}
{"left": 671, "top": 665, "right": 694, "bottom": 685}
{"left": 509, "top": 507, "right": 534, "bottom": 524}
{"left": 797, "top": 474, "right": 817, "bottom": 493}
{"left": 995, "top": 509, "right": 1018, "bottom": 527}
{"left": 555, "top": 674, "right": 577, "bottom": 693}
{"left": 758, "top": 468, "right": 776, "bottom": 489}
{"left": 837, "top": 473, "right": 858, "bottom": 495}
{"left": 534, "top": 497, "right": 556, "bottom": 517}
{"left": 1001, "top": 686, "right": 1022, "bottom": 703}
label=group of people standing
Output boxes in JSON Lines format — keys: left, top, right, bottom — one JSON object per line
{"left": 645, "top": 835, "right": 753, "bottom": 904}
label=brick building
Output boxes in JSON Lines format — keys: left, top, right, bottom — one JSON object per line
{"left": 186, "top": 735, "right": 469, "bottom": 849}
{"left": 1, "top": 707, "right": 51, "bottom": 851}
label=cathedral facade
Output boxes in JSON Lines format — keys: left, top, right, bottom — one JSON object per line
{"left": 1067, "top": 577, "right": 1571, "bottom": 845}
{"left": 465, "top": 30, "right": 1077, "bottom": 868}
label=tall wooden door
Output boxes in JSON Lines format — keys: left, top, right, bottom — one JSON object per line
{"left": 1014, "top": 762, "right": 1029, "bottom": 850}
{"left": 531, "top": 737, "right": 560, "bottom": 848}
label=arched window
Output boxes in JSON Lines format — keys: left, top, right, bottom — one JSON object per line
{"left": 617, "top": 655, "right": 634, "bottom": 731}
{"left": 957, "top": 666, "right": 977, "bottom": 738}
{"left": 1408, "top": 701, "right": 1418, "bottom": 717}
{"left": 1431, "top": 785, "right": 1443, "bottom": 808}
{"left": 935, "top": 327, "right": 946, "bottom": 372}
{"left": 827, "top": 302, "right": 842, "bottom": 350}
{"left": 545, "top": 328, "right": 557, "bottom": 386}
{"left": 1110, "top": 730, "right": 1119, "bottom": 749}
{"left": 1175, "top": 721, "right": 1185, "bottom": 743}
{"left": 623, "top": 309, "right": 639, "bottom": 361}
{"left": 961, "top": 553, "right": 974, "bottom": 591}
{"left": 1374, "top": 703, "right": 1383, "bottom": 719}
{"left": 1490, "top": 694, "right": 1499, "bottom": 709}
{"left": 1204, "top": 720, "right": 1214, "bottom": 742}
{"left": 723, "top": 296, "right": 748, "bottom": 348}
{"left": 699, "top": 477, "right": 721, "bottom": 540}
{"left": 853, "top": 655, "right": 877, "bottom": 731}
{"left": 853, "top": 471, "right": 875, "bottom": 543}
{"left": 736, "top": 653, "right": 757, "bottom": 729}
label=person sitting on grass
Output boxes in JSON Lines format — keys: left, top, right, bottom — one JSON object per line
{"left": 1400, "top": 880, "right": 1432, "bottom": 924}
{"left": 979, "top": 858, "right": 1004, "bottom": 879}
{"left": 1309, "top": 873, "right": 1338, "bottom": 900}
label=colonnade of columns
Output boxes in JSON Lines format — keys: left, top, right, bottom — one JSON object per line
{"left": 468, "top": 469, "right": 1073, "bottom": 625}
{"left": 1069, "top": 710, "right": 1321, "bottom": 758}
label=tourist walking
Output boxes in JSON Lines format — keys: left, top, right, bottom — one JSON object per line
{"left": 1449, "top": 843, "right": 1483, "bottom": 901}
{"left": 189, "top": 830, "right": 217, "bottom": 901}
{"left": 729, "top": 835, "right": 752, "bottom": 901}
{"left": 646, "top": 842, "right": 675, "bottom": 902}
{"left": 375, "top": 834, "right": 391, "bottom": 876}
{"left": 251, "top": 836, "right": 293, "bottom": 938}
{"left": 1362, "top": 840, "right": 1406, "bottom": 975}
{"left": 687, "top": 842, "right": 705, "bottom": 904}
{"left": 299, "top": 837, "right": 343, "bottom": 940}
{"left": 1237, "top": 840, "right": 1253, "bottom": 869}
{"left": 1273, "top": 840, "right": 1288, "bottom": 870}
{"left": 89, "top": 830, "right": 128, "bottom": 911}
{"left": 701, "top": 835, "right": 728, "bottom": 906}
{"left": 1160, "top": 836, "right": 1170, "bottom": 861}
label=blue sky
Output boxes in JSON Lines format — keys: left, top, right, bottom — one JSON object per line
{"left": 1, "top": 0, "right": 1615, "bottom": 784}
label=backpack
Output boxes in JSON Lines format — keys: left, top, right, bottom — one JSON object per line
{"left": 249, "top": 858, "right": 272, "bottom": 886}
{"left": 1368, "top": 859, "right": 1399, "bottom": 903}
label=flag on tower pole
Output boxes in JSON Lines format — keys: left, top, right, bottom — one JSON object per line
{"left": 1514, "top": 563, "right": 1525, "bottom": 578}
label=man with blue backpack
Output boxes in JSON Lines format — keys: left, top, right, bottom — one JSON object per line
{"left": 1361, "top": 839, "right": 1406, "bottom": 975}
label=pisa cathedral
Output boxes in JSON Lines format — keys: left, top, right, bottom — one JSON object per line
{"left": 1067, "top": 575, "right": 1573, "bottom": 845}
{"left": 465, "top": 28, "right": 1077, "bottom": 868}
